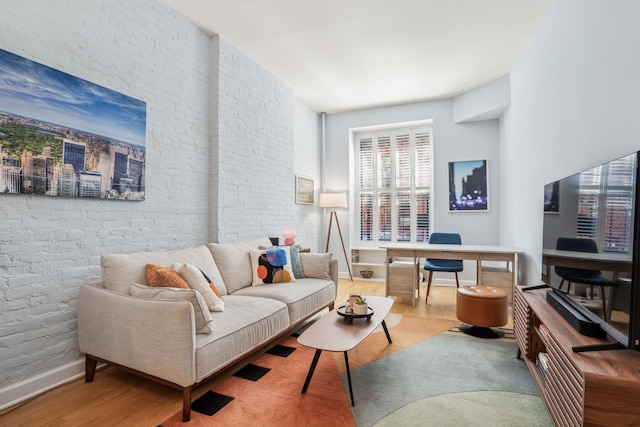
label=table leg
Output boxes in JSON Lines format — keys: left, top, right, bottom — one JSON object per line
{"left": 344, "top": 351, "right": 354, "bottom": 406}
{"left": 301, "top": 349, "right": 322, "bottom": 394}
{"left": 381, "top": 320, "right": 392, "bottom": 344}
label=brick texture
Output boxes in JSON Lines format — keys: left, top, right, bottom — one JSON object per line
{"left": 0, "top": 0, "right": 321, "bottom": 392}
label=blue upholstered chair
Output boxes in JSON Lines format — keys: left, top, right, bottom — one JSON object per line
{"left": 423, "top": 232, "right": 463, "bottom": 303}
{"left": 555, "top": 237, "right": 615, "bottom": 318}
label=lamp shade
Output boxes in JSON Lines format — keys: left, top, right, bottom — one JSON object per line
{"left": 318, "top": 192, "right": 347, "bottom": 208}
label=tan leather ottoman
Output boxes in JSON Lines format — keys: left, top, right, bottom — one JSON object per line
{"left": 456, "top": 285, "right": 508, "bottom": 338}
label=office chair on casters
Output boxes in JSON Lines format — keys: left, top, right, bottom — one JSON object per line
{"left": 423, "top": 233, "right": 463, "bottom": 303}
{"left": 555, "top": 237, "right": 615, "bottom": 318}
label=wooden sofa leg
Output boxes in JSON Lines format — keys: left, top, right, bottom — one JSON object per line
{"left": 329, "top": 301, "right": 335, "bottom": 310}
{"left": 182, "top": 386, "right": 192, "bottom": 422}
{"left": 85, "top": 355, "right": 98, "bottom": 382}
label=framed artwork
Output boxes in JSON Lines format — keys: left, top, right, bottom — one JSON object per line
{"left": 295, "top": 175, "right": 314, "bottom": 205}
{"left": 544, "top": 181, "right": 560, "bottom": 213}
{"left": 448, "top": 159, "right": 488, "bottom": 212}
{"left": 0, "top": 48, "right": 147, "bottom": 201}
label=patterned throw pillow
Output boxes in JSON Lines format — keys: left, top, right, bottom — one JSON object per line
{"left": 146, "top": 264, "right": 190, "bottom": 289}
{"left": 250, "top": 248, "right": 296, "bottom": 286}
{"left": 173, "top": 262, "right": 224, "bottom": 312}
{"left": 258, "top": 245, "right": 305, "bottom": 279}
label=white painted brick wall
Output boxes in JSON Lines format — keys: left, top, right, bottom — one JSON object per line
{"left": 215, "top": 38, "right": 321, "bottom": 248}
{"left": 0, "top": 0, "right": 212, "bottom": 389}
{"left": 0, "top": 0, "right": 323, "bottom": 400}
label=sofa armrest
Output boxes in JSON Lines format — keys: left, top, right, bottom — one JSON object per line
{"left": 78, "top": 284, "right": 197, "bottom": 387}
{"left": 329, "top": 258, "right": 339, "bottom": 286}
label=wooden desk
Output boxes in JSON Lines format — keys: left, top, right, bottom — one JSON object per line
{"left": 381, "top": 243, "right": 523, "bottom": 304}
{"left": 542, "top": 249, "right": 631, "bottom": 282}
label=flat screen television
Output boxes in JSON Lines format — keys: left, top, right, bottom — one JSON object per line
{"left": 542, "top": 151, "right": 640, "bottom": 350}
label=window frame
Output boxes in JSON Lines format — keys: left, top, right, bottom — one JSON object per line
{"left": 576, "top": 153, "right": 637, "bottom": 254}
{"left": 352, "top": 125, "right": 432, "bottom": 247}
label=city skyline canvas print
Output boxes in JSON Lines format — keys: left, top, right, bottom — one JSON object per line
{"left": 0, "top": 48, "right": 146, "bottom": 200}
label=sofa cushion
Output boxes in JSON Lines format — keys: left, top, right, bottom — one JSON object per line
{"left": 146, "top": 264, "right": 191, "bottom": 289}
{"left": 194, "top": 294, "right": 289, "bottom": 382}
{"left": 130, "top": 283, "right": 214, "bottom": 334}
{"left": 299, "top": 253, "right": 332, "bottom": 280}
{"left": 174, "top": 262, "right": 224, "bottom": 312}
{"left": 102, "top": 245, "right": 228, "bottom": 295}
{"left": 208, "top": 237, "right": 272, "bottom": 293}
{"left": 249, "top": 248, "right": 295, "bottom": 286}
{"left": 232, "top": 278, "right": 336, "bottom": 324}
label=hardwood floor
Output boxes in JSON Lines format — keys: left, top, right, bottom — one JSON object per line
{"left": 0, "top": 280, "right": 510, "bottom": 426}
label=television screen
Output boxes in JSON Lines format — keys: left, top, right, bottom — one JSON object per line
{"left": 542, "top": 151, "right": 639, "bottom": 349}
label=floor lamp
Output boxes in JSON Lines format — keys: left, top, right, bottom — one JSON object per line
{"left": 319, "top": 192, "right": 353, "bottom": 281}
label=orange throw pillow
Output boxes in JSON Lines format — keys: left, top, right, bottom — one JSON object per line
{"left": 146, "top": 264, "right": 190, "bottom": 289}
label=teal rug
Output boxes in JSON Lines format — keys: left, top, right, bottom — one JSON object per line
{"left": 343, "top": 332, "right": 552, "bottom": 426}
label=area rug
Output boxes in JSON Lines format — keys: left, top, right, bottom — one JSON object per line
{"left": 347, "top": 329, "right": 552, "bottom": 427}
{"left": 160, "top": 314, "right": 456, "bottom": 426}
{"left": 160, "top": 335, "right": 354, "bottom": 427}
{"left": 160, "top": 315, "right": 551, "bottom": 426}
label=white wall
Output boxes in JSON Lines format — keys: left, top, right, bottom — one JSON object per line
{"left": 0, "top": 0, "right": 212, "bottom": 398}
{"left": 214, "top": 38, "right": 322, "bottom": 247}
{"left": 500, "top": 0, "right": 640, "bottom": 284}
{"left": 325, "top": 100, "right": 501, "bottom": 281}
{"left": 0, "top": 0, "right": 322, "bottom": 407}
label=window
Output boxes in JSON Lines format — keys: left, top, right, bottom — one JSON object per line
{"left": 576, "top": 153, "right": 637, "bottom": 253}
{"left": 355, "top": 126, "right": 431, "bottom": 245}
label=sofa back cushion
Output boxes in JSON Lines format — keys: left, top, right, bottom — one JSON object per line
{"left": 101, "top": 245, "right": 228, "bottom": 295}
{"left": 208, "top": 237, "right": 272, "bottom": 294}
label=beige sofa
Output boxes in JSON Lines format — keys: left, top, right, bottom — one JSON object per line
{"left": 77, "top": 237, "right": 337, "bottom": 422}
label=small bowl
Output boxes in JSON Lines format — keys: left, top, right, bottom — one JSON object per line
{"left": 360, "top": 270, "right": 373, "bottom": 279}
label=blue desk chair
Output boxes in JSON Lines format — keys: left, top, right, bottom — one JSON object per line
{"left": 555, "top": 237, "right": 615, "bottom": 318}
{"left": 423, "top": 232, "right": 463, "bottom": 303}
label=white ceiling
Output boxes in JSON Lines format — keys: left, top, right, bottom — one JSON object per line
{"left": 160, "top": 0, "right": 552, "bottom": 113}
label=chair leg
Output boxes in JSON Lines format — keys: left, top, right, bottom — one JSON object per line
{"left": 426, "top": 271, "right": 433, "bottom": 303}
{"left": 455, "top": 272, "right": 459, "bottom": 288}
{"left": 558, "top": 279, "right": 566, "bottom": 292}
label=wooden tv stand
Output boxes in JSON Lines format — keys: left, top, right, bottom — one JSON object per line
{"left": 514, "top": 286, "right": 640, "bottom": 426}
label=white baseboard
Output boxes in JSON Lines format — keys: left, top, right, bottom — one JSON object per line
{"left": 0, "top": 358, "right": 91, "bottom": 412}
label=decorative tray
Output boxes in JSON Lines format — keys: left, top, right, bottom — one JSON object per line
{"left": 337, "top": 304, "right": 374, "bottom": 323}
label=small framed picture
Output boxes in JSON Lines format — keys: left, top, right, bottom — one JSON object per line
{"left": 295, "top": 175, "right": 314, "bottom": 205}
{"left": 448, "top": 159, "right": 488, "bottom": 212}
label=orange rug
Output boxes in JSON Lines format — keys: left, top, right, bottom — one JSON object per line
{"left": 160, "top": 315, "right": 459, "bottom": 426}
{"left": 160, "top": 335, "right": 354, "bottom": 427}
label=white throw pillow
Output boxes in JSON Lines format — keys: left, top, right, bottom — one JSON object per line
{"left": 129, "top": 283, "right": 213, "bottom": 334}
{"left": 300, "top": 252, "right": 332, "bottom": 280}
{"left": 174, "top": 262, "right": 224, "bottom": 312}
{"left": 249, "top": 248, "right": 296, "bottom": 286}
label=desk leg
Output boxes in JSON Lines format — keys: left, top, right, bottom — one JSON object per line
{"left": 381, "top": 320, "right": 392, "bottom": 344}
{"left": 301, "top": 349, "right": 322, "bottom": 394}
{"left": 344, "top": 351, "right": 354, "bottom": 406}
